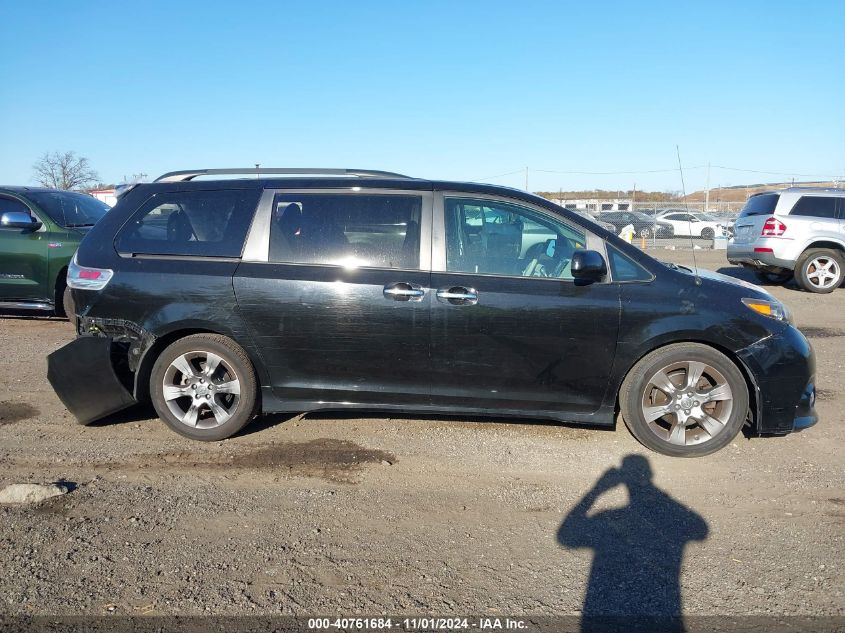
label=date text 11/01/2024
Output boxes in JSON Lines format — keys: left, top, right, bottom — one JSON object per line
{"left": 307, "top": 617, "right": 528, "bottom": 630}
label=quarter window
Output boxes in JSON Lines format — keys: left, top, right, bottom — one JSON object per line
{"left": 789, "top": 196, "right": 838, "bottom": 219}
{"left": 607, "top": 245, "right": 651, "bottom": 281}
{"left": 269, "top": 193, "right": 422, "bottom": 269}
{"left": 445, "top": 197, "right": 586, "bottom": 279}
{"left": 116, "top": 189, "right": 260, "bottom": 257}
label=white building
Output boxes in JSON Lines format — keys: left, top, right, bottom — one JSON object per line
{"left": 89, "top": 189, "right": 117, "bottom": 207}
{"left": 548, "top": 198, "right": 633, "bottom": 213}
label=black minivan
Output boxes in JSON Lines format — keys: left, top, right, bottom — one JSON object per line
{"left": 48, "top": 168, "right": 817, "bottom": 457}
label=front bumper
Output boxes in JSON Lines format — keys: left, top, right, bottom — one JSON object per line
{"left": 47, "top": 336, "right": 137, "bottom": 425}
{"left": 736, "top": 325, "right": 818, "bottom": 435}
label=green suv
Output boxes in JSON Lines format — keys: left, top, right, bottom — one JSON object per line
{"left": 0, "top": 187, "right": 110, "bottom": 316}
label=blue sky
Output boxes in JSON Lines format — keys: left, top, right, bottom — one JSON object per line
{"left": 1, "top": 0, "right": 842, "bottom": 193}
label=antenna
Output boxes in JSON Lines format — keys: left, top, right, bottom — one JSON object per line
{"left": 676, "top": 145, "right": 701, "bottom": 285}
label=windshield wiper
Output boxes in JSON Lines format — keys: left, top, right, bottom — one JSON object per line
{"left": 65, "top": 223, "right": 96, "bottom": 228}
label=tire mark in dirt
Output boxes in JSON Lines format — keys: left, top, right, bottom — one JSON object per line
{"left": 815, "top": 388, "right": 836, "bottom": 401}
{"left": 0, "top": 402, "right": 39, "bottom": 425}
{"left": 799, "top": 327, "right": 844, "bottom": 338}
{"left": 95, "top": 438, "right": 396, "bottom": 484}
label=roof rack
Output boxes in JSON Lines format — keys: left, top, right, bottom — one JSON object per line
{"left": 154, "top": 168, "right": 413, "bottom": 183}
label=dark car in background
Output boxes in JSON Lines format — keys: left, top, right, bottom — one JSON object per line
{"left": 0, "top": 187, "right": 110, "bottom": 316}
{"left": 597, "top": 210, "right": 674, "bottom": 238}
{"left": 48, "top": 168, "right": 816, "bottom": 458}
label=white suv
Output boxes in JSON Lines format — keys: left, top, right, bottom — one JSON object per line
{"left": 727, "top": 188, "right": 845, "bottom": 293}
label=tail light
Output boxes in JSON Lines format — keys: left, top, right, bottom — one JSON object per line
{"left": 761, "top": 217, "right": 786, "bottom": 237}
{"left": 67, "top": 253, "right": 113, "bottom": 290}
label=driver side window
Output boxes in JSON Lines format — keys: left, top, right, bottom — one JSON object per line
{"left": 444, "top": 197, "right": 585, "bottom": 279}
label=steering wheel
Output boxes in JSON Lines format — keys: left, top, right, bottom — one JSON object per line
{"left": 522, "top": 236, "right": 576, "bottom": 278}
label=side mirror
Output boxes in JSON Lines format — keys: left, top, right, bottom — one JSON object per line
{"left": 0, "top": 211, "right": 42, "bottom": 231}
{"left": 571, "top": 250, "right": 607, "bottom": 282}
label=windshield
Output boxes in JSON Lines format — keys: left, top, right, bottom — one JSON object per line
{"left": 26, "top": 191, "right": 110, "bottom": 228}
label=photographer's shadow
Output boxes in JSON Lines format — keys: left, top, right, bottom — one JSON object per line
{"left": 557, "top": 455, "right": 708, "bottom": 632}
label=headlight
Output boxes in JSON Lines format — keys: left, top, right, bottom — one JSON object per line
{"left": 741, "top": 298, "right": 792, "bottom": 323}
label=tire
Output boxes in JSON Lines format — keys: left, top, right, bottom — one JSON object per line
{"left": 638, "top": 227, "right": 652, "bottom": 238}
{"left": 700, "top": 227, "right": 715, "bottom": 240}
{"left": 754, "top": 270, "right": 793, "bottom": 285}
{"left": 620, "top": 343, "right": 749, "bottom": 457}
{"left": 53, "top": 279, "right": 69, "bottom": 318}
{"left": 150, "top": 334, "right": 258, "bottom": 441}
{"left": 61, "top": 286, "right": 75, "bottom": 325}
{"left": 794, "top": 248, "right": 844, "bottom": 294}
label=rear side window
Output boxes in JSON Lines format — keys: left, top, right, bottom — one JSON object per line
{"left": 739, "top": 193, "right": 779, "bottom": 217}
{"left": 789, "top": 196, "right": 838, "bottom": 219}
{"left": 269, "top": 193, "right": 422, "bottom": 269}
{"left": 116, "top": 189, "right": 260, "bottom": 257}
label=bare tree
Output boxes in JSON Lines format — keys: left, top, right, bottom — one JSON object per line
{"left": 32, "top": 151, "right": 99, "bottom": 190}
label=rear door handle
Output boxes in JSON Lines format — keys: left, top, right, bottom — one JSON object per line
{"left": 383, "top": 282, "right": 425, "bottom": 302}
{"left": 436, "top": 286, "right": 478, "bottom": 305}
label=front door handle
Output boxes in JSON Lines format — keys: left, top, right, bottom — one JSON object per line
{"left": 383, "top": 282, "right": 425, "bottom": 302}
{"left": 436, "top": 286, "right": 478, "bottom": 305}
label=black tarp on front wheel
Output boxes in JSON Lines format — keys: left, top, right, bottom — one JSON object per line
{"left": 47, "top": 337, "right": 136, "bottom": 425}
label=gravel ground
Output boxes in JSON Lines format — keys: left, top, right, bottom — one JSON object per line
{"left": 0, "top": 250, "right": 843, "bottom": 618}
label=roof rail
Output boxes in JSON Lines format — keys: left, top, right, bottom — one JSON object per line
{"left": 154, "top": 168, "right": 413, "bottom": 183}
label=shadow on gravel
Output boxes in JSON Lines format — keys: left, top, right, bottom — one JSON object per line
{"left": 0, "top": 310, "right": 67, "bottom": 321}
{"left": 715, "top": 265, "right": 804, "bottom": 290}
{"left": 558, "top": 455, "right": 708, "bottom": 633}
{"left": 298, "top": 409, "right": 604, "bottom": 436}
{"left": 86, "top": 404, "right": 157, "bottom": 427}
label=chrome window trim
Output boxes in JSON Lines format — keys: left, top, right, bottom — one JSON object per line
{"left": 432, "top": 191, "right": 612, "bottom": 282}
{"left": 242, "top": 188, "right": 433, "bottom": 270}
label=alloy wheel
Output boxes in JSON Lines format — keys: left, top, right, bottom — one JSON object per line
{"left": 805, "top": 256, "right": 841, "bottom": 290}
{"left": 640, "top": 361, "right": 734, "bottom": 446}
{"left": 162, "top": 351, "right": 241, "bottom": 429}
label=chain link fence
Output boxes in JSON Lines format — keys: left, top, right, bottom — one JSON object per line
{"left": 593, "top": 202, "right": 746, "bottom": 251}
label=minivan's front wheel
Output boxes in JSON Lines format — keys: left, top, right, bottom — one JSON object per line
{"left": 620, "top": 343, "right": 748, "bottom": 457}
{"left": 150, "top": 334, "right": 257, "bottom": 441}
{"left": 795, "top": 248, "right": 843, "bottom": 294}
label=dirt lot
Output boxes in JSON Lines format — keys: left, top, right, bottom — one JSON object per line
{"left": 0, "top": 249, "right": 843, "bottom": 619}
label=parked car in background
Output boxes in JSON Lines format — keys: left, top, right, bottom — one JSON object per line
{"left": 728, "top": 188, "right": 845, "bottom": 292}
{"left": 573, "top": 209, "right": 617, "bottom": 233}
{"left": 656, "top": 210, "right": 730, "bottom": 239}
{"left": 48, "top": 167, "right": 816, "bottom": 458}
{"left": 598, "top": 211, "right": 674, "bottom": 238}
{"left": 0, "top": 187, "right": 110, "bottom": 316}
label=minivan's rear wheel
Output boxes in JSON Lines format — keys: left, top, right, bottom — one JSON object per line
{"left": 150, "top": 334, "right": 257, "bottom": 441}
{"left": 795, "top": 248, "right": 843, "bottom": 294}
{"left": 620, "top": 343, "right": 748, "bottom": 457}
